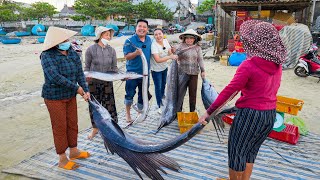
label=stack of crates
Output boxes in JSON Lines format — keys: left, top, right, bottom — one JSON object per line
{"left": 268, "top": 96, "right": 304, "bottom": 145}
{"left": 222, "top": 96, "right": 304, "bottom": 145}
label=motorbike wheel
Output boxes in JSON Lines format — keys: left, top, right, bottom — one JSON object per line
{"left": 294, "top": 66, "right": 308, "bottom": 77}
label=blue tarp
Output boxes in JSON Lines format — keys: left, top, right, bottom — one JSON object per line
{"left": 81, "top": 25, "right": 95, "bottom": 36}
{"left": 2, "top": 107, "right": 320, "bottom": 180}
{"left": 106, "top": 24, "right": 119, "bottom": 36}
{"left": 120, "top": 25, "right": 135, "bottom": 35}
{"left": 229, "top": 52, "right": 247, "bottom": 66}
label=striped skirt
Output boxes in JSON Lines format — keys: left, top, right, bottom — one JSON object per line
{"left": 228, "top": 108, "right": 276, "bottom": 171}
{"left": 88, "top": 79, "right": 118, "bottom": 127}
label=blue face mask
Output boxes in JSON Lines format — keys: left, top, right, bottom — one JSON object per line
{"left": 58, "top": 42, "right": 71, "bottom": 51}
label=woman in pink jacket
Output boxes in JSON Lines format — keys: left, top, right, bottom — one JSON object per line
{"left": 199, "top": 20, "right": 287, "bottom": 180}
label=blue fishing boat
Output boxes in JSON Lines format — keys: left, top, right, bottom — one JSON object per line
{"left": 14, "top": 32, "right": 31, "bottom": 37}
{"left": 1, "top": 38, "right": 21, "bottom": 44}
{"left": 38, "top": 37, "right": 45, "bottom": 43}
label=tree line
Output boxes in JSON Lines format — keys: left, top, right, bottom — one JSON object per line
{"left": 0, "top": 0, "right": 175, "bottom": 23}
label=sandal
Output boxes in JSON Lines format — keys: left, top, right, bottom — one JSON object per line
{"left": 69, "top": 151, "right": 90, "bottom": 160}
{"left": 59, "top": 161, "right": 79, "bottom": 170}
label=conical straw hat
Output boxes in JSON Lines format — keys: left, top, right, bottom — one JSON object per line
{"left": 179, "top": 29, "right": 202, "bottom": 41}
{"left": 43, "top": 26, "right": 77, "bottom": 51}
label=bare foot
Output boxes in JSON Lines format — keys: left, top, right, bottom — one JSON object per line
{"left": 88, "top": 128, "right": 98, "bottom": 139}
{"left": 126, "top": 114, "right": 132, "bottom": 123}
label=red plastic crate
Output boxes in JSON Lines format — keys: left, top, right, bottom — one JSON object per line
{"left": 268, "top": 123, "right": 300, "bottom": 145}
{"left": 222, "top": 113, "right": 235, "bottom": 125}
{"left": 222, "top": 114, "right": 300, "bottom": 145}
{"left": 228, "top": 39, "right": 235, "bottom": 52}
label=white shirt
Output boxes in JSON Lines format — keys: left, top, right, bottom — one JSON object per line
{"left": 150, "top": 39, "right": 171, "bottom": 72}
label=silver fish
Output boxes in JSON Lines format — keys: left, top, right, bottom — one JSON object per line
{"left": 124, "top": 40, "right": 149, "bottom": 128}
{"left": 156, "top": 45, "right": 199, "bottom": 133}
{"left": 84, "top": 71, "right": 143, "bottom": 81}
{"left": 201, "top": 78, "right": 219, "bottom": 110}
{"left": 89, "top": 91, "right": 230, "bottom": 179}
{"left": 156, "top": 60, "right": 179, "bottom": 132}
{"left": 89, "top": 95, "right": 210, "bottom": 180}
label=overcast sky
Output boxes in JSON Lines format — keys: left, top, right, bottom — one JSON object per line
{"left": 14, "top": 0, "right": 75, "bottom": 11}
{"left": 14, "top": 0, "right": 199, "bottom": 11}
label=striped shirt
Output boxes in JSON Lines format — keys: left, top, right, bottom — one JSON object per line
{"left": 150, "top": 39, "right": 171, "bottom": 72}
{"left": 176, "top": 43, "right": 205, "bottom": 75}
{"left": 41, "top": 48, "right": 88, "bottom": 100}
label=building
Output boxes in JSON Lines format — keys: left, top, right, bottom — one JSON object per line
{"left": 59, "top": 4, "right": 78, "bottom": 18}
{"left": 132, "top": 0, "right": 193, "bottom": 18}
{"left": 214, "top": 0, "right": 312, "bottom": 54}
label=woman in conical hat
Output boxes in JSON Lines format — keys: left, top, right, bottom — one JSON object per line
{"left": 41, "top": 27, "right": 90, "bottom": 170}
{"left": 175, "top": 29, "right": 205, "bottom": 112}
{"left": 84, "top": 26, "right": 119, "bottom": 139}
{"left": 199, "top": 20, "right": 286, "bottom": 179}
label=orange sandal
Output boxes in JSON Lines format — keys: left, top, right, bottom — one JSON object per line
{"left": 59, "top": 161, "right": 79, "bottom": 170}
{"left": 70, "top": 151, "right": 90, "bottom": 160}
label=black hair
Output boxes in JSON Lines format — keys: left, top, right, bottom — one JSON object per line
{"left": 137, "top": 19, "right": 149, "bottom": 26}
{"left": 182, "top": 35, "right": 200, "bottom": 45}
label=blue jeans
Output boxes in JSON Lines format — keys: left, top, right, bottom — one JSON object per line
{"left": 124, "top": 78, "right": 150, "bottom": 110}
{"left": 151, "top": 68, "right": 168, "bottom": 108}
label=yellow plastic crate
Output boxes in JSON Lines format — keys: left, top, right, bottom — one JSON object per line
{"left": 276, "top": 96, "right": 304, "bottom": 115}
{"left": 177, "top": 112, "right": 199, "bottom": 134}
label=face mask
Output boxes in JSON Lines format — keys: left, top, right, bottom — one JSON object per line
{"left": 101, "top": 38, "right": 110, "bottom": 46}
{"left": 58, "top": 42, "right": 71, "bottom": 51}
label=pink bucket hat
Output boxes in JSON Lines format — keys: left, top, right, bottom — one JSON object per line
{"left": 240, "top": 20, "right": 287, "bottom": 64}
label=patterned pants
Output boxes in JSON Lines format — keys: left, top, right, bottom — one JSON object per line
{"left": 44, "top": 97, "right": 78, "bottom": 155}
{"left": 228, "top": 108, "right": 275, "bottom": 171}
{"left": 88, "top": 79, "right": 118, "bottom": 127}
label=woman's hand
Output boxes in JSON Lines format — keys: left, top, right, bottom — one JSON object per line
{"left": 199, "top": 111, "right": 210, "bottom": 125}
{"left": 170, "top": 47, "right": 176, "bottom": 54}
{"left": 201, "top": 72, "right": 206, "bottom": 79}
{"left": 77, "top": 87, "right": 90, "bottom": 101}
{"left": 77, "top": 86, "right": 85, "bottom": 95}
{"left": 82, "top": 92, "right": 90, "bottom": 102}
{"left": 170, "top": 54, "right": 178, "bottom": 60}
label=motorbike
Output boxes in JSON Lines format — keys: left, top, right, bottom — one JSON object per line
{"left": 294, "top": 44, "right": 320, "bottom": 82}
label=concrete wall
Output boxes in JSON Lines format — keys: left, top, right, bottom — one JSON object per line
{"left": 145, "top": 18, "right": 169, "bottom": 27}
{"left": 1, "top": 20, "right": 125, "bottom": 28}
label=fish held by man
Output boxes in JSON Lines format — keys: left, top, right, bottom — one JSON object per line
{"left": 124, "top": 39, "right": 150, "bottom": 128}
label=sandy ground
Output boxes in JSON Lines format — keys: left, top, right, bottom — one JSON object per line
{"left": 0, "top": 35, "right": 319, "bottom": 179}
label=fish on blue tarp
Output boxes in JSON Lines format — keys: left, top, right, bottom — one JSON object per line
{"left": 89, "top": 95, "right": 214, "bottom": 179}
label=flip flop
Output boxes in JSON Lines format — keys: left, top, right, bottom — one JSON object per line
{"left": 59, "top": 161, "right": 79, "bottom": 170}
{"left": 70, "top": 151, "right": 90, "bottom": 160}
